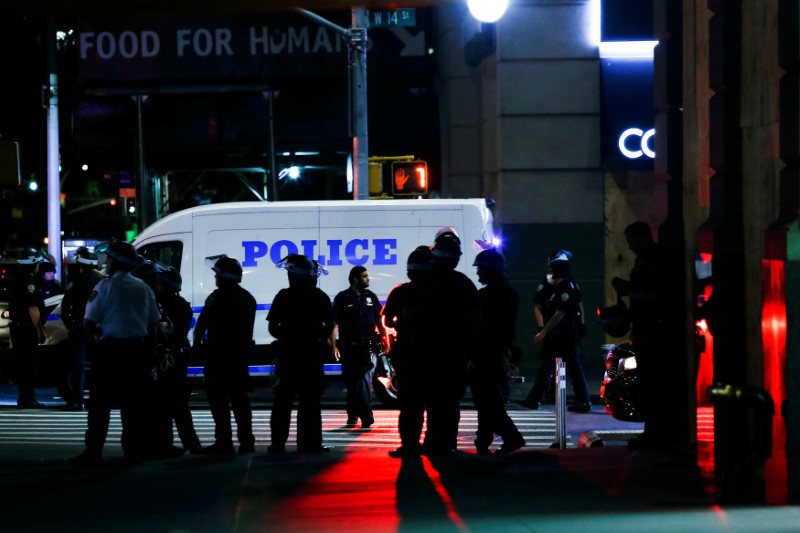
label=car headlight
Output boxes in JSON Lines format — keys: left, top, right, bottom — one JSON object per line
{"left": 0, "top": 309, "right": 9, "bottom": 320}
{"left": 622, "top": 356, "right": 638, "bottom": 370}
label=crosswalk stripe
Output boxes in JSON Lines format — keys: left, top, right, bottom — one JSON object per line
{"left": 0, "top": 409, "right": 570, "bottom": 450}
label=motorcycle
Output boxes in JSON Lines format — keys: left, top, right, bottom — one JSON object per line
{"left": 599, "top": 341, "right": 643, "bottom": 422}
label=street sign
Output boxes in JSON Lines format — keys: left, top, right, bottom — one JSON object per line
{"left": 367, "top": 8, "right": 416, "bottom": 28}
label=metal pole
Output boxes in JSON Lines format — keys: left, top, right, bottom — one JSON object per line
{"left": 134, "top": 95, "right": 148, "bottom": 232}
{"left": 45, "top": 18, "right": 61, "bottom": 279}
{"left": 268, "top": 90, "right": 277, "bottom": 202}
{"left": 554, "top": 357, "right": 567, "bottom": 449}
{"left": 350, "top": 8, "right": 369, "bottom": 200}
{"left": 294, "top": 7, "right": 369, "bottom": 201}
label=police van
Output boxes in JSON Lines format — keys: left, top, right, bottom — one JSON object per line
{"left": 132, "top": 199, "right": 496, "bottom": 388}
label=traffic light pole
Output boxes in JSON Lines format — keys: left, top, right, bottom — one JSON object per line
{"left": 296, "top": 8, "right": 369, "bottom": 200}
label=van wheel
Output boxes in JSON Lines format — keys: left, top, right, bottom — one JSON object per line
{"left": 373, "top": 372, "right": 399, "bottom": 407}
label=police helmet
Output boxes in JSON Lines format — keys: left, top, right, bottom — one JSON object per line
{"left": 407, "top": 245, "right": 434, "bottom": 271}
{"left": 73, "top": 246, "right": 99, "bottom": 266}
{"left": 38, "top": 261, "right": 56, "bottom": 274}
{"left": 435, "top": 226, "right": 461, "bottom": 244}
{"left": 103, "top": 240, "right": 139, "bottom": 267}
{"left": 16, "top": 247, "right": 43, "bottom": 265}
{"left": 276, "top": 254, "right": 316, "bottom": 277}
{"left": 212, "top": 256, "right": 243, "bottom": 282}
{"left": 432, "top": 232, "right": 462, "bottom": 260}
{"left": 548, "top": 249, "right": 572, "bottom": 265}
{"left": 156, "top": 265, "right": 183, "bottom": 291}
{"left": 311, "top": 260, "right": 328, "bottom": 278}
{"left": 473, "top": 249, "right": 506, "bottom": 271}
{"left": 596, "top": 300, "right": 631, "bottom": 338}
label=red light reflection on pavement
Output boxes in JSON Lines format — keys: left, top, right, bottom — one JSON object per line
{"left": 263, "top": 438, "right": 466, "bottom": 532}
{"left": 266, "top": 449, "right": 402, "bottom": 532}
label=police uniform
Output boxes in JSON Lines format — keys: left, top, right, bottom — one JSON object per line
{"left": 526, "top": 277, "right": 591, "bottom": 406}
{"left": 383, "top": 281, "right": 429, "bottom": 455}
{"left": 471, "top": 275, "right": 525, "bottom": 453}
{"left": 403, "top": 266, "right": 479, "bottom": 454}
{"left": 332, "top": 285, "right": 383, "bottom": 427}
{"left": 153, "top": 289, "right": 201, "bottom": 454}
{"left": 195, "top": 282, "right": 257, "bottom": 454}
{"left": 82, "top": 269, "right": 162, "bottom": 462}
{"left": 8, "top": 268, "right": 45, "bottom": 407}
{"left": 61, "top": 267, "right": 103, "bottom": 410}
{"left": 267, "top": 283, "right": 333, "bottom": 452}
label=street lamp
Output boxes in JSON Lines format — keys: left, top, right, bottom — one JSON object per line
{"left": 467, "top": 0, "right": 509, "bottom": 23}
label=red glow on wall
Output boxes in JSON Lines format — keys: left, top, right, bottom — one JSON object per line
{"left": 762, "top": 259, "right": 787, "bottom": 504}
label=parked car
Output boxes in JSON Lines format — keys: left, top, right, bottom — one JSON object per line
{"left": 599, "top": 341, "right": 643, "bottom": 422}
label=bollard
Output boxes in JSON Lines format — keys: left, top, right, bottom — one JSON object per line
{"left": 552, "top": 357, "right": 567, "bottom": 449}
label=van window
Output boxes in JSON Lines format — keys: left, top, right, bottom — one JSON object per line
{"left": 138, "top": 241, "right": 183, "bottom": 271}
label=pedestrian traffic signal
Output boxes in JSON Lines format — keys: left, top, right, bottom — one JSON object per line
{"left": 391, "top": 161, "right": 428, "bottom": 196}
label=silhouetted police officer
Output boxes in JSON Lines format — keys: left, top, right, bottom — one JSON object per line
{"left": 60, "top": 247, "right": 104, "bottom": 411}
{"left": 193, "top": 255, "right": 256, "bottom": 455}
{"left": 8, "top": 253, "right": 45, "bottom": 408}
{"left": 331, "top": 266, "right": 386, "bottom": 429}
{"left": 267, "top": 254, "right": 334, "bottom": 453}
{"left": 151, "top": 265, "right": 201, "bottom": 456}
{"left": 470, "top": 249, "right": 526, "bottom": 454}
{"left": 402, "top": 229, "right": 480, "bottom": 455}
{"left": 71, "top": 240, "right": 161, "bottom": 466}
{"left": 384, "top": 245, "right": 434, "bottom": 458}
{"left": 612, "top": 221, "right": 669, "bottom": 449}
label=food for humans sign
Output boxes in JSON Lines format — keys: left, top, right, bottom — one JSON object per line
{"left": 78, "top": 13, "right": 427, "bottom": 84}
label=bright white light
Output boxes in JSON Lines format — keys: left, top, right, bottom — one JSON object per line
{"left": 278, "top": 166, "right": 301, "bottom": 180}
{"left": 346, "top": 154, "right": 354, "bottom": 194}
{"left": 623, "top": 356, "right": 637, "bottom": 370}
{"left": 467, "top": 0, "right": 509, "bottom": 23}
{"left": 128, "top": 205, "right": 136, "bottom": 214}
{"left": 618, "top": 128, "right": 656, "bottom": 159}
{"left": 28, "top": 181, "right": 38, "bottom": 192}
{"left": 81, "top": 164, "right": 89, "bottom": 171}
{"left": 599, "top": 41, "right": 658, "bottom": 59}
{"left": 641, "top": 129, "right": 655, "bottom": 158}
{"left": 590, "top": 0, "right": 601, "bottom": 46}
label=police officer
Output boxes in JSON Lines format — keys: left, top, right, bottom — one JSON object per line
{"left": 521, "top": 255, "right": 591, "bottom": 411}
{"left": 520, "top": 250, "right": 591, "bottom": 410}
{"left": 36, "top": 261, "right": 64, "bottom": 300}
{"left": 612, "top": 221, "right": 669, "bottom": 449}
{"left": 267, "top": 254, "right": 334, "bottom": 453}
{"left": 384, "top": 246, "right": 434, "bottom": 458}
{"left": 331, "top": 266, "right": 386, "bottom": 429}
{"left": 402, "top": 229, "right": 480, "bottom": 456}
{"left": 8, "top": 253, "right": 46, "bottom": 408}
{"left": 193, "top": 255, "right": 256, "bottom": 455}
{"left": 71, "top": 240, "right": 162, "bottom": 466}
{"left": 470, "top": 249, "right": 525, "bottom": 454}
{"left": 60, "top": 247, "right": 104, "bottom": 411}
{"left": 151, "top": 266, "right": 201, "bottom": 456}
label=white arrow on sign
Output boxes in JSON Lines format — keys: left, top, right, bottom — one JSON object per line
{"left": 389, "top": 28, "right": 425, "bottom": 57}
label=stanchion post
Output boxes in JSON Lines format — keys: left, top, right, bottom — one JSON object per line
{"left": 554, "top": 357, "right": 567, "bottom": 449}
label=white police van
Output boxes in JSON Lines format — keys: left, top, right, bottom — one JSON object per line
{"left": 132, "top": 199, "right": 496, "bottom": 390}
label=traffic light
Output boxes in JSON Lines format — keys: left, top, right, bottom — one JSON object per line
{"left": 391, "top": 161, "right": 428, "bottom": 196}
{"left": 126, "top": 198, "right": 136, "bottom": 216}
